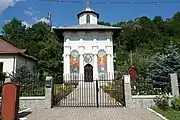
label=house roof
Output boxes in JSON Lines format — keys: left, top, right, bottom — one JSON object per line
{"left": 0, "top": 39, "right": 37, "bottom": 61}
{"left": 53, "top": 24, "right": 121, "bottom": 33}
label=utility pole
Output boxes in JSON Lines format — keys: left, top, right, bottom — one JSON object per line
{"left": 47, "top": 12, "right": 52, "bottom": 31}
{"left": 130, "top": 50, "right": 133, "bottom": 65}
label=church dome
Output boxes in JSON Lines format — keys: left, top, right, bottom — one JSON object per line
{"left": 77, "top": 7, "right": 99, "bottom": 19}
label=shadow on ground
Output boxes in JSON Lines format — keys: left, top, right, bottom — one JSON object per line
{"left": 18, "top": 111, "right": 32, "bottom": 118}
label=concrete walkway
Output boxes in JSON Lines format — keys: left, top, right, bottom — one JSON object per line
{"left": 26, "top": 108, "right": 162, "bottom": 120}
{"left": 56, "top": 82, "right": 121, "bottom": 107}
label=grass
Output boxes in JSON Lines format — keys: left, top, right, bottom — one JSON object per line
{"left": 101, "top": 82, "right": 125, "bottom": 105}
{"left": 153, "top": 107, "right": 180, "bottom": 120}
{"left": 53, "top": 84, "right": 74, "bottom": 104}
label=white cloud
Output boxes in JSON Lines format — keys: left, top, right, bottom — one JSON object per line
{"left": 22, "top": 21, "right": 31, "bottom": 28}
{"left": 0, "top": 0, "right": 25, "bottom": 14}
{"left": 4, "top": 19, "right": 11, "bottom": 23}
{"left": 37, "top": 17, "right": 50, "bottom": 24}
{"left": 24, "top": 7, "right": 33, "bottom": 16}
{"left": 24, "top": 10, "right": 33, "bottom": 16}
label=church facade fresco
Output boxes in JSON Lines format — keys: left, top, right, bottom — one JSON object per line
{"left": 53, "top": 1, "right": 121, "bottom": 80}
{"left": 98, "top": 50, "right": 107, "bottom": 73}
{"left": 70, "top": 50, "right": 79, "bottom": 73}
{"left": 84, "top": 54, "right": 93, "bottom": 64}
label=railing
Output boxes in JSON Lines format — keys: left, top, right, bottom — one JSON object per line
{"left": 0, "top": 73, "right": 5, "bottom": 97}
{"left": 53, "top": 72, "right": 125, "bottom": 107}
{"left": 131, "top": 75, "right": 172, "bottom": 95}
{"left": 11, "top": 73, "right": 45, "bottom": 96}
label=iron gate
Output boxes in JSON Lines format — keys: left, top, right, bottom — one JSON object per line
{"left": 53, "top": 74, "right": 125, "bottom": 107}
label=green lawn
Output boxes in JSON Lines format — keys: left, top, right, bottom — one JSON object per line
{"left": 153, "top": 108, "right": 180, "bottom": 120}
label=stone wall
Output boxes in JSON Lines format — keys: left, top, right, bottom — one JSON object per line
{"left": 123, "top": 74, "right": 179, "bottom": 108}
{"left": 19, "top": 97, "right": 46, "bottom": 110}
{"left": 131, "top": 95, "right": 173, "bottom": 108}
{"left": 0, "top": 97, "right": 46, "bottom": 110}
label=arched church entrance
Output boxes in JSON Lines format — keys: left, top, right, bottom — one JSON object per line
{"left": 84, "top": 64, "right": 93, "bottom": 82}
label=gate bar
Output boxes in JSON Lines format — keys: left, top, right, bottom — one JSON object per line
{"left": 96, "top": 80, "right": 99, "bottom": 108}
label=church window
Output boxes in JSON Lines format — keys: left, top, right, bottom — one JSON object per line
{"left": 86, "top": 14, "right": 90, "bottom": 23}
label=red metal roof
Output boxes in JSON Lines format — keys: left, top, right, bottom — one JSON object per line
{"left": 0, "top": 39, "right": 37, "bottom": 61}
{"left": 0, "top": 39, "right": 26, "bottom": 53}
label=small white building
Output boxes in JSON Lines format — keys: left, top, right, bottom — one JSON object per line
{"left": 53, "top": 6, "right": 121, "bottom": 82}
{"left": 0, "top": 39, "right": 37, "bottom": 76}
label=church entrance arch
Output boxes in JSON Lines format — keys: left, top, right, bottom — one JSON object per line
{"left": 84, "top": 64, "right": 93, "bottom": 82}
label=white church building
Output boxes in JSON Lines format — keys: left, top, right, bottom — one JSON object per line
{"left": 53, "top": 5, "right": 121, "bottom": 82}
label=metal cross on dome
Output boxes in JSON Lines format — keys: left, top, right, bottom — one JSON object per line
{"left": 85, "top": 0, "right": 91, "bottom": 8}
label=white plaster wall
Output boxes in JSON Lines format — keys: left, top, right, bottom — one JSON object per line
{"left": 79, "top": 13, "right": 97, "bottom": 24}
{"left": 0, "top": 56, "right": 15, "bottom": 74}
{"left": 16, "top": 56, "right": 37, "bottom": 73}
{"left": 63, "top": 31, "right": 114, "bottom": 80}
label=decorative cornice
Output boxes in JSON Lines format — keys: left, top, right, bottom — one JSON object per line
{"left": 77, "top": 32, "right": 86, "bottom": 37}
{"left": 63, "top": 32, "right": 71, "bottom": 37}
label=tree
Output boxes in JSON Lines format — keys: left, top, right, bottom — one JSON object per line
{"left": 2, "top": 18, "right": 26, "bottom": 48}
{"left": 98, "top": 21, "right": 111, "bottom": 26}
{"left": 1, "top": 20, "right": 63, "bottom": 80}
{"left": 148, "top": 44, "right": 180, "bottom": 79}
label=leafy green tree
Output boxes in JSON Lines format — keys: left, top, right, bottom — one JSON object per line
{"left": 98, "top": 21, "right": 111, "bottom": 26}
{"left": 1, "top": 19, "right": 63, "bottom": 80}
{"left": 148, "top": 44, "right": 180, "bottom": 79}
{"left": 2, "top": 18, "right": 26, "bottom": 48}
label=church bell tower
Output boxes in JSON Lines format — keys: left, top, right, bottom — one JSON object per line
{"left": 77, "top": 0, "right": 99, "bottom": 25}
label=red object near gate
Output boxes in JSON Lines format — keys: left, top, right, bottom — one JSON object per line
{"left": 1, "top": 82, "right": 20, "bottom": 120}
{"left": 128, "top": 66, "right": 137, "bottom": 80}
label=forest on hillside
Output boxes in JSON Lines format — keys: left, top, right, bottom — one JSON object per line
{"left": 0, "top": 11, "right": 180, "bottom": 83}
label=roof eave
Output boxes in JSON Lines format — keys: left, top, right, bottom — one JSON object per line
{"left": 77, "top": 11, "right": 99, "bottom": 19}
{"left": 53, "top": 27, "right": 121, "bottom": 32}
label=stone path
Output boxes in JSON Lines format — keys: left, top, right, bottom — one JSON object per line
{"left": 26, "top": 108, "right": 163, "bottom": 120}
{"left": 56, "top": 82, "right": 121, "bottom": 107}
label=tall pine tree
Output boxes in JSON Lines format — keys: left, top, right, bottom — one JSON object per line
{"left": 149, "top": 44, "right": 180, "bottom": 79}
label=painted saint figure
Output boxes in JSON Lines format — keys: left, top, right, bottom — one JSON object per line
{"left": 70, "top": 51, "right": 79, "bottom": 73}
{"left": 98, "top": 50, "right": 107, "bottom": 73}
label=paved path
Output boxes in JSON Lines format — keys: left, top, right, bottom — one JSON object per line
{"left": 26, "top": 108, "right": 162, "bottom": 120}
{"left": 57, "top": 82, "right": 121, "bottom": 107}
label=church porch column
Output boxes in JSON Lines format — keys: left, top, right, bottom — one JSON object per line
{"left": 107, "top": 53, "right": 112, "bottom": 80}
{"left": 78, "top": 45, "right": 85, "bottom": 80}
{"left": 93, "top": 54, "right": 98, "bottom": 80}
{"left": 79, "top": 54, "right": 84, "bottom": 80}
{"left": 64, "top": 53, "right": 70, "bottom": 82}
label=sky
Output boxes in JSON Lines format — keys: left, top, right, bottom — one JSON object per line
{"left": 0, "top": 0, "right": 180, "bottom": 31}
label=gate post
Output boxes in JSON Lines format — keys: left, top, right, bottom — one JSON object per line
{"left": 123, "top": 75, "right": 132, "bottom": 108}
{"left": 45, "top": 76, "right": 53, "bottom": 109}
{"left": 170, "top": 73, "right": 179, "bottom": 96}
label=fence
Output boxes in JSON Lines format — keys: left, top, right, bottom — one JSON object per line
{"left": 0, "top": 72, "right": 5, "bottom": 97}
{"left": 53, "top": 72, "right": 125, "bottom": 107}
{"left": 131, "top": 75, "right": 172, "bottom": 95}
{"left": 11, "top": 73, "right": 45, "bottom": 96}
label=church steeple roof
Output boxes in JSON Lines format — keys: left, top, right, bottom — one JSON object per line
{"left": 77, "top": 0, "right": 99, "bottom": 19}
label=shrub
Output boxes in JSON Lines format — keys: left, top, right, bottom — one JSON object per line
{"left": 171, "top": 96, "right": 180, "bottom": 111}
{"left": 154, "top": 94, "right": 170, "bottom": 110}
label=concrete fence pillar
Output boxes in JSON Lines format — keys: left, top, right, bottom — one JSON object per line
{"left": 45, "top": 76, "right": 53, "bottom": 109}
{"left": 170, "top": 73, "right": 179, "bottom": 96}
{"left": 123, "top": 75, "right": 132, "bottom": 108}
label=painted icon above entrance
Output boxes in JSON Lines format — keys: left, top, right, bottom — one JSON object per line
{"left": 84, "top": 54, "right": 93, "bottom": 63}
